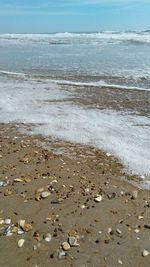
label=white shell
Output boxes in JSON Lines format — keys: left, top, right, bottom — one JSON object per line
{"left": 4, "top": 219, "right": 11, "bottom": 225}
{"left": 142, "top": 250, "right": 149, "bottom": 257}
{"left": 18, "top": 239, "right": 25, "bottom": 248}
{"left": 40, "top": 191, "right": 51, "bottom": 199}
{"left": 44, "top": 233, "right": 52, "bottom": 242}
{"left": 94, "top": 195, "right": 102, "bottom": 202}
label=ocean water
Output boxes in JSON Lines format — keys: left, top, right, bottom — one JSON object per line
{"left": 0, "top": 31, "right": 150, "bottom": 185}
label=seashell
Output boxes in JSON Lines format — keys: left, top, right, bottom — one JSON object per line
{"left": 0, "top": 181, "right": 4, "bottom": 187}
{"left": 22, "top": 223, "right": 32, "bottom": 232}
{"left": 45, "top": 152, "right": 54, "bottom": 160}
{"left": 14, "top": 178, "right": 23, "bottom": 183}
{"left": 18, "top": 220, "right": 26, "bottom": 228}
{"left": 142, "top": 250, "right": 149, "bottom": 257}
{"left": 58, "top": 251, "right": 67, "bottom": 259}
{"left": 44, "top": 233, "right": 52, "bottom": 242}
{"left": 24, "top": 178, "right": 31, "bottom": 183}
{"left": 116, "top": 229, "right": 122, "bottom": 235}
{"left": 68, "top": 236, "right": 80, "bottom": 247}
{"left": 35, "top": 187, "right": 44, "bottom": 201}
{"left": 12, "top": 226, "right": 19, "bottom": 233}
{"left": 33, "top": 231, "right": 42, "bottom": 241}
{"left": 17, "top": 230, "right": 25, "bottom": 235}
{"left": 62, "top": 242, "right": 70, "bottom": 251}
{"left": 94, "top": 195, "right": 102, "bottom": 202}
{"left": 4, "top": 189, "right": 12, "bottom": 196}
{"left": 18, "top": 239, "right": 25, "bottom": 248}
{"left": 40, "top": 191, "right": 51, "bottom": 199}
{"left": 0, "top": 219, "right": 4, "bottom": 225}
{"left": 4, "top": 219, "right": 11, "bottom": 225}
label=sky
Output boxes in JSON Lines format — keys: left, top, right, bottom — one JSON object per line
{"left": 0, "top": 0, "right": 150, "bottom": 33}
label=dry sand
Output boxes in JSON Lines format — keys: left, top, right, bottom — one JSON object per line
{"left": 0, "top": 123, "right": 150, "bottom": 267}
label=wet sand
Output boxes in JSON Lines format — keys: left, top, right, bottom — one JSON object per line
{"left": 0, "top": 123, "right": 150, "bottom": 267}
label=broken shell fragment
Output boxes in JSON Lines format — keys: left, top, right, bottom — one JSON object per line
{"left": 68, "top": 236, "right": 80, "bottom": 247}
{"left": 94, "top": 195, "right": 102, "bottom": 202}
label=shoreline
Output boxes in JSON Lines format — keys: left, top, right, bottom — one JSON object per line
{"left": 0, "top": 123, "right": 150, "bottom": 267}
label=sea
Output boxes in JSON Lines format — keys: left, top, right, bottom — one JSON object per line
{"left": 0, "top": 31, "right": 150, "bottom": 186}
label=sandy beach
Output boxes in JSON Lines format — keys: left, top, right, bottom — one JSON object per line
{"left": 0, "top": 123, "right": 150, "bottom": 267}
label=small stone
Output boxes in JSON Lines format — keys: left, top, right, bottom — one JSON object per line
{"left": 41, "top": 191, "right": 51, "bottom": 199}
{"left": 68, "top": 236, "right": 80, "bottom": 247}
{"left": 142, "top": 250, "right": 149, "bottom": 257}
{"left": 106, "top": 153, "right": 111, "bottom": 157}
{"left": 131, "top": 190, "right": 138, "bottom": 200}
{"left": 44, "top": 233, "right": 52, "bottom": 242}
{"left": 0, "top": 219, "right": 4, "bottom": 225}
{"left": 4, "top": 219, "right": 11, "bottom": 225}
{"left": 62, "top": 242, "right": 70, "bottom": 251}
{"left": 118, "top": 260, "right": 123, "bottom": 265}
{"left": 18, "top": 239, "right": 25, "bottom": 248}
{"left": 94, "top": 195, "right": 102, "bottom": 202}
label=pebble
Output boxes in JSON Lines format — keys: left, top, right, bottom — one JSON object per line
{"left": 62, "top": 242, "right": 70, "bottom": 251}
{"left": 68, "top": 236, "right": 80, "bottom": 247}
{"left": 118, "top": 260, "right": 123, "bottom": 265}
{"left": 41, "top": 191, "right": 51, "bottom": 199}
{"left": 4, "top": 219, "right": 11, "bottom": 225}
{"left": 94, "top": 195, "right": 102, "bottom": 202}
{"left": 0, "top": 219, "right": 4, "bottom": 225}
{"left": 44, "top": 233, "right": 52, "bottom": 242}
{"left": 142, "top": 250, "right": 149, "bottom": 257}
{"left": 18, "top": 239, "right": 25, "bottom": 248}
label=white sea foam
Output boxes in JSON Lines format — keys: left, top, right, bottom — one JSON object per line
{"left": 0, "top": 78, "right": 150, "bottom": 179}
{"left": 0, "top": 31, "right": 150, "bottom": 45}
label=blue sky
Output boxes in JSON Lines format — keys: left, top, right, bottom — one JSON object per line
{"left": 0, "top": 0, "right": 150, "bottom": 33}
